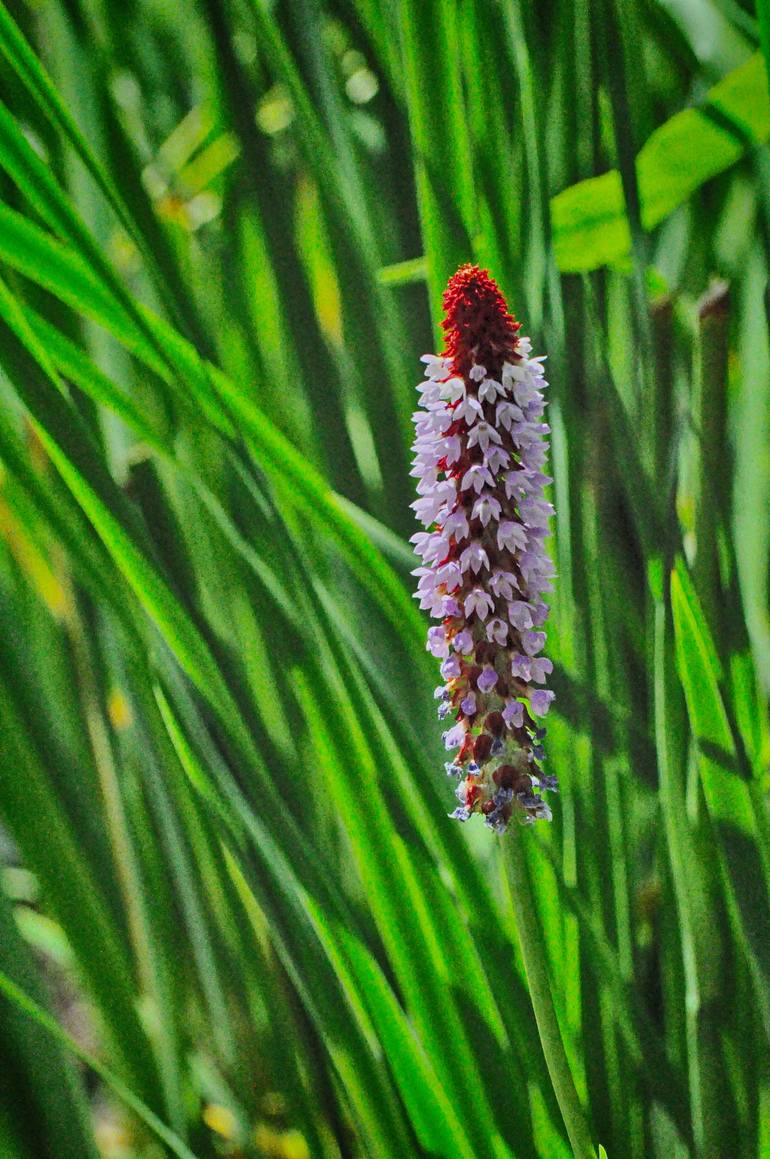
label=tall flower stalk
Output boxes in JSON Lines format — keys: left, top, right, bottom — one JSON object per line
{"left": 411, "top": 265, "right": 557, "bottom": 830}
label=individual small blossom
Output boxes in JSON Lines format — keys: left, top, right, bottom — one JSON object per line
{"left": 461, "top": 463, "right": 494, "bottom": 493}
{"left": 464, "top": 588, "right": 495, "bottom": 620}
{"left": 519, "top": 497, "right": 554, "bottom": 528}
{"left": 484, "top": 446, "right": 510, "bottom": 474}
{"left": 440, "top": 377, "right": 466, "bottom": 403}
{"left": 496, "top": 400, "right": 525, "bottom": 430}
{"left": 521, "top": 630, "right": 546, "bottom": 656}
{"left": 486, "top": 617, "right": 508, "bottom": 645}
{"left": 489, "top": 570, "right": 518, "bottom": 600}
{"left": 412, "top": 493, "right": 449, "bottom": 526}
{"left": 453, "top": 628, "right": 474, "bottom": 654}
{"left": 508, "top": 600, "right": 533, "bottom": 630}
{"left": 410, "top": 264, "right": 558, "bottom": 830}
{"left": 443, "top": 722, "right": 465, "bottom": 749}
{"left": 478, "top": 377, "right": 504, "bottom": 403}
{"left": 437, "top": 561, "right": 462, "bottom": 591}
{"left": 442, "top": 508, "right": 471, "bottom": 542}
{"left": 472, "top": 493, "right": 502, "bottom": 526}
{"left": 440, "top": 436, "right": 463, "bottom": 465}
{"left": 455, "top": 396, "right": 484, "bottom": 426}
{"left": 497, "top": 521, "right": 528, "bottom": 553}
{"left": 529, "top": 657, "right": 554, "bottom": 683}
{"left": 421, "top": 353, "right": 451, "bottom": 378}
{"left": 467, "top": 421, "right": 502, "bottom": 453}
{"left": 427, "top": 625, "right": 449, "bottom": 658}
{"left": 529, "top": 689, "right": 555, "bottom": 717}
{"left": 502, "top": 699, "right": 525, "bottom": 729}
{"left": 459, "top": 542, "right": 490, "bottom": 575}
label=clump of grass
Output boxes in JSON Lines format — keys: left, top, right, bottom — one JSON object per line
{"left": 0, "top": 3, "right": 768, "bottom": 1157}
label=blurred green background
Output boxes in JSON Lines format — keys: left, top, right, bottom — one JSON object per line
{"left": 0, "top": 0, "right": 768, "bottom": 1156}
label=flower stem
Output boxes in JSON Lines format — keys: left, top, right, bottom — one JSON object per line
{"left": 508, "top": 831, "right": 596, "bottom": 1159}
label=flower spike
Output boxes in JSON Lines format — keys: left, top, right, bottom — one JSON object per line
{"left": 411, "top": 265, "right": 557, "bottom": 830}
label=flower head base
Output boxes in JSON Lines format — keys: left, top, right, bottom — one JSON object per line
{"left": 411, "top": 265, "right": 557, "bottom": 831}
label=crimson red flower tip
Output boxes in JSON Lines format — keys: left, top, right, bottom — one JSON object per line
{"left": 441, "top": 264, "right": 521, "bottom": 378}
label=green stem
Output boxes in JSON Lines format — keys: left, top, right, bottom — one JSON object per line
{"left": 508, "top": 830, "right": 596, "bottom": 1159}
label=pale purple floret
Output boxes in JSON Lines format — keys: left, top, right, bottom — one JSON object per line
{"left": 502, "top": 699, "right": 525, "bottom": 729}
{"left": 486, "top": 618, "right": 508, "bottom": 645}
{"left": 443, "top": 723, "right": 465, "bottom": 750}
{"left": 521, "top": 630, "right": 546, "bottom": 656}
{"left": 489, "top": 570, "right": 518, "bottom": 600}
{"left": 464, "top": 588, "right": 495, "bottom": 620}
{"left": 460, "top": 542, "right": 490, "bottom": 574}
{"left": 508, "top": 600, "right": 533, "bottom": 630}
{"left": 453, "top": 628, "right": 474, "bottom": 654}
{"left": 485, "top": 446, "right": 510, "bottom": 474}
{"left": 497, "top": 521, "right": 528, "bottom": 553}
{"left": 443, "top": 508, "right": 470, "bottom": 541}
{"left": 461, "top": 464, "right": 494, "bottom": 493}
{"left": 479, "top": 377, "right": 504, "bottom": 403}
{"left": 529, "top": 689, "right": 555, "bottom": 717}
{"left": 437, "top": 561, "right": 462, "bottom": 591}
{"left": 427, "top": 625, "right": 449, "bottom": 658}
{"left": 529, "top": 657, "right": 554, "bottom": 683}
{"left": 477, "top": 666, "right": 498, "bottom": 694}
{"left": 472, "top": 494, "right": 502, "bottom": 526}
{"left": 455, "top": 396, "right": 484, "bottom": 426}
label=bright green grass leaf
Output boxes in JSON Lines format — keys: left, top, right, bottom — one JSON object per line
{"left": 0, "top": 203, "right": 423, "bottom": 651}
{"left": 397, "top": 0, "right": 476, "bottom": 320}
{"left": 1, "top": 5, "right": 770, "bottom": 1157}
{"left": 376, "top": 254, "right": 428, "bottom": 286}
{"left": 0, "top": 276, "right": 248, "bottom": 738}
{"left": 0, "top": 0, "right": 196, "bottom": 329}
{"left": 293, "top": 666, "right": 504, "bottom": 1158}
{"left": 307, "top": 904, "right": 479, "bottom": 1159}
{"left": 380, "top": 55, "right": 770, "bottom": 281}
{"left": 552, "top": 54, "right": 770, "bottom": 271}
{"left": 671, "top": 557, "right": 770, "bottom": 1042}
{"left": 757, "top": 1, "right": 770, "bottom": 103}
{"left": 157, "top": 682, "right": 430, "bottom": 1158}
{"left": 244, "top": 0, "right": 415, "bottom": 528}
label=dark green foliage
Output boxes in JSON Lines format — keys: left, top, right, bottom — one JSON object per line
{"left": 0, "top": 1, "right": 767, "bottom": 1156}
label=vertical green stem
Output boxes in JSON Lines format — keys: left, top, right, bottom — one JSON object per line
{"left": 508, "top": 831, "right": 596, "bottom": 1159}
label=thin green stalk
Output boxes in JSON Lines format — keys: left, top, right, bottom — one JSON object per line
{"left": 508, "top": 831, "right": 596, "bottom": 1159}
